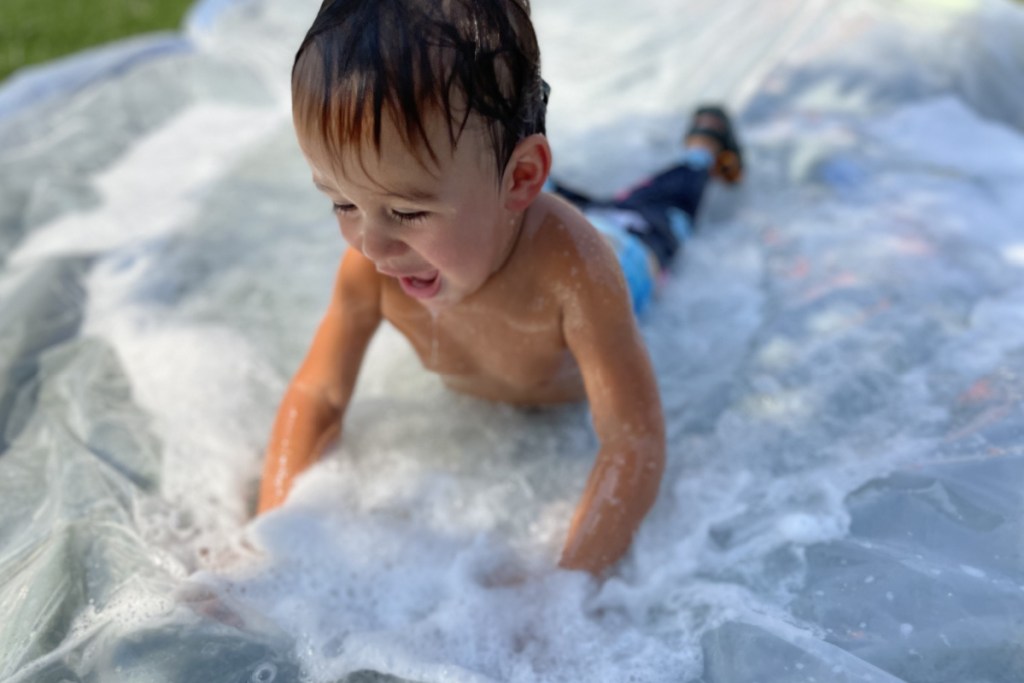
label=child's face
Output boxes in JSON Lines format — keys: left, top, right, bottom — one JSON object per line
{"left": 299, "top": 109, "right": 520, "bottom": 311}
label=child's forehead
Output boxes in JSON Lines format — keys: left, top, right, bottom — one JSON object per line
{"left": 296, "top": 104, "right": 494, "bottom": 187}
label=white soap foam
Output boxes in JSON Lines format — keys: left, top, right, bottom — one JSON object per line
{"left": 73, "top": 103, "right": 290, "bottom": 569}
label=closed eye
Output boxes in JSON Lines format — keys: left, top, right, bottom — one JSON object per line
{"left": 391, "top": 210, "right": 428, "bottom": 224}
{"left": 330, "top": 203, "right": 429, "bottom": 224}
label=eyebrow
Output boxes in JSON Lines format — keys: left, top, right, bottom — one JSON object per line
{"left": 312, "top": 178, "right": 438, "bottom": 203}
{"left": 384, "top": 185, "right": 439, "bottom": 202}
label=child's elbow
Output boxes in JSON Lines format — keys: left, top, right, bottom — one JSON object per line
{"left": 286, "top": 380, "right": 345, "bottom": 420}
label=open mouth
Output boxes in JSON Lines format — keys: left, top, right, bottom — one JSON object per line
{"left": 398, "top": 271, "right": 441, "bottom": 300}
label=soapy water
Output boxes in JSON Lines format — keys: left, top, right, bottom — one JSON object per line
{"left": 1, "top": 0, "right": 1024, "bottom": 681}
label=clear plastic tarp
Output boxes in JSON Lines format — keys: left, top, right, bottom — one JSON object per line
{"left": 1, "top": 0, "right": 1023, "bottom": 681}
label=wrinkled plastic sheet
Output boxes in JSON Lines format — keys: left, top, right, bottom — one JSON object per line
{"left": 2, "top": 0, "right": 1024, "bottom": 681}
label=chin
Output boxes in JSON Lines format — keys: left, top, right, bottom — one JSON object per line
{"left": 421, "top": 279, "right": 478, "bottom": 311}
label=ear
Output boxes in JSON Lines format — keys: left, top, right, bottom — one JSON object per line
{"left": 502, "top": 134, "right": 552, "bottom": 212}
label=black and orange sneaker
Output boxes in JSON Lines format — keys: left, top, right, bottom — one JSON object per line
{"left": 685, "top": 105, "right": 744, "bottom": 185}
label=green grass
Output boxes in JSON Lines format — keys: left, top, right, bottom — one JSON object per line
{"left": 0, "top": 0, "right": 196, "bottom": 83}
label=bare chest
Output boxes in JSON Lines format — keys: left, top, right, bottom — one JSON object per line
{"left": 380, "top": 284, "right": 584, "bottom": 403}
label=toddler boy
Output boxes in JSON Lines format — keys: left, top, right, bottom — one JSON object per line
{"left": 257, "top": 0, "right": 742, "bottom": 576}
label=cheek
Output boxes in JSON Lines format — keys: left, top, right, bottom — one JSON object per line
{"left": 411, "top": 231, "right": 457, "bottom": 266}
{"left": 337, "top": 218, "right": 359, "bottom": 247}
{"left": 400, "top": 227, "right": 464, "bottom": 275}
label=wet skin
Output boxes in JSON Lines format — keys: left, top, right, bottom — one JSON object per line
{"left": 381, "top": 193, "right": 590, "bottom": 406}
{"left": 259, "top": 108, "right": 665, "bottom": 575}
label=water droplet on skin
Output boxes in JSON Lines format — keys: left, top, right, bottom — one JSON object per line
{"left": 430, "top": 310, "right": 440, "bottom": 367}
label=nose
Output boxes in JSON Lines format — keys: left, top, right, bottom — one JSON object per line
{"left": 358, "top": 223, "right": 407, "bottom": 263}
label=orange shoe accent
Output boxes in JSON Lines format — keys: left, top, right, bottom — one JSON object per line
{"left": 714, "top": 150, "right": 743, "bottom": 185}
{"left": 686, "top": 104, "right": 744, "bottom": 185}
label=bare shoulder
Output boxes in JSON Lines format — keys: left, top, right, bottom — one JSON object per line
{"left": 527, "top": 192, "right": 609, "bottom": 253}
{"left": 524, "top": 192, "right": 632, "bottom": 322}
{"left": 526, "top": 194, "right": 662, "bottom": 447}
{"left": 333, "top": 247, "right": 383, "bottom": 317}
{"left": 521, "top": 192, "right": 625, "bottom": 298}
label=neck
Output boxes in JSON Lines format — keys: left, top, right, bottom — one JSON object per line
{"left": 493, "top": 210, "right": 527, "bottom": 278}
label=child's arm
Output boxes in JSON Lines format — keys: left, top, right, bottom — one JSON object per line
{"left": 257, "top": 248, "right": 381, "bottom": 514}
{"left": 557, "top": 231, "right": 666, "bottom": 575}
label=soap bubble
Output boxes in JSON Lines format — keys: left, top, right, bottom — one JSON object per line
{"left": 250, "top": 662, "right": 277, "bottom": 683}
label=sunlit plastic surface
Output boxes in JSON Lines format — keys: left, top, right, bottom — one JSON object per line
{"left": 2, "top": 0, "right": 1023, "bottom": 681}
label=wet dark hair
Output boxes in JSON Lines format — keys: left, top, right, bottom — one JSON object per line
{"left": 292, "top": 0, "right": 547, "bottom": 178}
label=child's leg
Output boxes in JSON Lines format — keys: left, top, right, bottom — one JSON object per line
{"left": 611, "top": 147, "right": 716, "bottom": 268}
{"left": 548, "top": 106, "right": 742, "bottom": 315}
{"left": 547, "top": 148, "right": 714, "bottom": 273}
{"left": 544, "top": 182, "right": 663, "bottom": 314}
{"left": 614, "top": 146, "right": 714, "bottom": 219}
{"left": 611, "top": 106, "right": 743, "bottom": 269}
